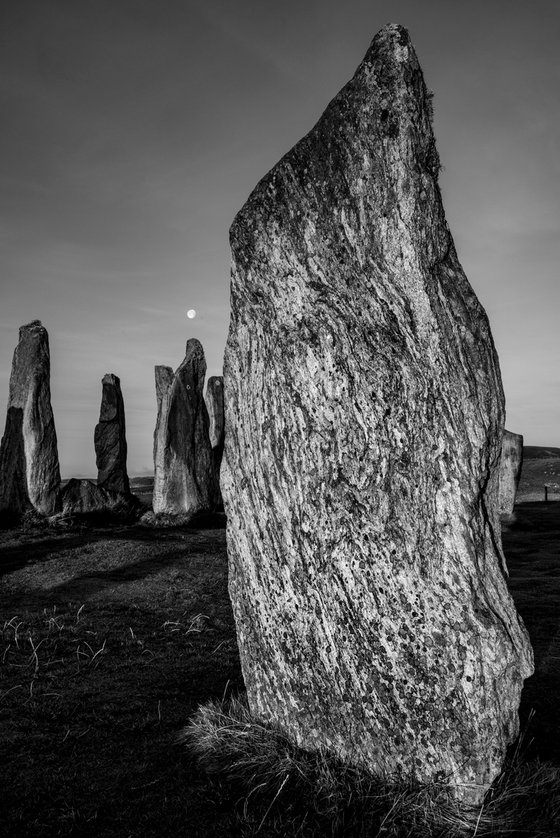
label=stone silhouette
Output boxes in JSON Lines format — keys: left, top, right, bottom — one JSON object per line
{"left": 152, "top": 339, "right": 218, "bottom": 517}
{"left": 205, "top": 376, "right": 225, "bottom": 476}
{"left": 0, "top": 320, "right": 60, "bottom": 517}
{"left": 499, "top": 430, "right": 524, "bottom": 516}
{"left": 222, "top": 24, "right": 533, "bottom": 802}
{"left": 94, "top": 373, "right": 130, "bottom": 494}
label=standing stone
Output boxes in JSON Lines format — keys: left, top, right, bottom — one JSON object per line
{"left": 94, "top": 373, "right": 130, "bottom": 494}
{"left": 153, "top": 366, "right": 174, "bottom": 464}
{"left": 222, "top": 24, "right": 533, "bottom": 802}
{"left": 499, "top": 430, "right": 524, "bottom": 516}
{"left": 0, "top": 320, "right": 60, "bottom": 516}
{"left": 152, "top": 339, "right": 218, "bottom": 517}
{"left": 206, "top": 376, "right": 225, "bottom": 474}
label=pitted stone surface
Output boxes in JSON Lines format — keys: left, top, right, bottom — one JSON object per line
{"left": 0, "top": 321, "right": 60, "bottom": 516}
{"left": 94, "top": 373, "right": 130, "bottom": 494}
{"left": 152, "top": 339, "right": 219, "bottom": 516}
{"left": 499, "top": 430, "right": 524, "bottom": 516}
{"left": 222, "top": 24, "right": 533, "bottom": 802}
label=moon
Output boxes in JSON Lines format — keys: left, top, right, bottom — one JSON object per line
{"left": 187, "top": 309, "right": 196, "bottom": 319}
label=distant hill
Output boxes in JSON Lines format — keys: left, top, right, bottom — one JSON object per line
{"left": 523, "top": 446, "right": 560, "bottom": 460}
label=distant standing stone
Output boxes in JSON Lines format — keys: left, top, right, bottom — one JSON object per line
{"left": 222, "top": 24, "right": 533, "bottom": 802}
{"left": 499, "top": 430, "right": 524, "bottom": 516}
{"left": 206, "top": 375, "right": 225, "bottom": 467}
{"left": 152, "top": 339, "right": 219, "bottom": 517}
{"left": 0, "top": 320, "right": 60, "bottom": 516}
{"left": 94, "top": 373, "right": 130, "bottom": 494}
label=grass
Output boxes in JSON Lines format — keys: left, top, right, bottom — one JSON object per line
{"left": 1, "top": 482, "right": 560, "bottom": 835}
{"left": 184, "top": 697, "right": 560, "bottom": 837}
{"left": 0, "top": 517, "right": 242, "bottom": 838}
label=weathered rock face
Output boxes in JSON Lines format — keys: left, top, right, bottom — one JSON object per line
{"left": 222, "top": 24, "right": 533, "bottom": 802}
{"left": 94, "top": 373, "right": 130, "bottom": 494}
{"left": 499, "top": 430, "right": 524, "bottom": 516}
{"left": 153, "top": 366, "right": 174, "bottom": 463}
{"left": 152, "top": 339, "right": 219, "bottom": 517}
{"left": 0, "top": 321, "right": 60, "bottom": 516}
{"left": 205, "top": 376, "right": 225, "bottom": 483}
{"left": 58, "top": 478, "right": 140, "bottom": 518}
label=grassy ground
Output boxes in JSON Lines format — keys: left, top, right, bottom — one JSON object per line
{"left": 516, "top": 457, "right": 560, "bottom": 502}
{"left": 1, "top": 484, "right": 560, "bottom": 835}
{"left": 0, "top": 517, "right": 243, "bottom": 837}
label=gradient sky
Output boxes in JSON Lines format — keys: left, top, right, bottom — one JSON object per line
{"left": 1, "top": 0, "right": 559, "bottom": 476}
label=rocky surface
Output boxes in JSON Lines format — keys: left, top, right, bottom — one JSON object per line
{"left": 206, "top": 376, "right": 225, "bottom": 454}
{"left": 152, "top": 339, "right": 219, "bottom": 517}
{"left": 57, "top": 479, "right": 140, "bottom": 519}
{"left": 222, "top": 24, "right": 533, "bottom": 802}
{"left": 153, "top": 366, "right": 174, "bottom": 464}
{"left": 0, "top": 321, "right": 60, "bottom": 517}
{"left": 499, "top": 430, "right": 524, "bottom": 516}
{"left": 94, "top": 373, "right": 130, "bottom": 494}
{"left": 205, "top": 376, "right": 225, "bottom": 505}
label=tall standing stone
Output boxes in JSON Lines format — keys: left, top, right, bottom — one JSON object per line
{"left": 498, "top": 430, "right": 524, "bottom": 516}
{"left": 222, "top": 24, "right": 533, "bottom": 801}
{"left": 0, "top": 320, "right": 60, "bottom": 516}
{"left": 152, "top": 339, "right": 218, "bottom": 517}
{"left": 153, "top": 366, "right": 174, "bottom": 464}
{"left": 94, "top": 373, "right": 130, "bottom": 494}
{"left": 206, "top": 376, "right": 225, "bottom": 475}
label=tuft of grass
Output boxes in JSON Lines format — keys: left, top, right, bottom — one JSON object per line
{"left": 183, "top": 697, "right": 560, "bottom": 837}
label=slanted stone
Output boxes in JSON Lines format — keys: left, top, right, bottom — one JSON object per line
{"left": 0, "top": 320, "right": 60, "bottom": 517}
{"left": 222, "top": 24, "right": 533, "bottom": 802}
{"left": 94, "top": 373, "right": 130, "bottom": 494}
{"left": 152, "top": 339, "right": 219, "bottom": 517}
{"left": 499, "top": 430, "right": 524, "bottom": 517}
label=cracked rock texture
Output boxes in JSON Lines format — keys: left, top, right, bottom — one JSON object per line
{"left": 152, "top": 339, "right": 219, "bottom": 516}
{"left": 94, "top": 373, "right": 130, "bottom": 494}
{"left": 222, "top": 24, "right": 533, "bottom": 802}
{"left": 498, "top": 430, "right": 523, "bottom": 516}
{"left": 0, "top": 321, "right": 60, "bottom": 516}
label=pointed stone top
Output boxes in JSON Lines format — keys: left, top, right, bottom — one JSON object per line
{"left": 184, "top": 338, "right": 206, "bottom": 369}
{"left": 20, "top": 320, "right": 45, "bottom": 336}
{"left": 185, "top": 337, "right": 205, "bottom": 357}
{"left": 102, "top": 373, "right": 120, "bottom": 387}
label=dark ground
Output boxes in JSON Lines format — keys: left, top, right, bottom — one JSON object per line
{"left": 1, "top": 466, "right": 559, "bottom": 836}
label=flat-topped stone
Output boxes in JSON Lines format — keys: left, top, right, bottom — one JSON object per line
{"left": 499, "top": 430, "right": 524, "bottom": 516}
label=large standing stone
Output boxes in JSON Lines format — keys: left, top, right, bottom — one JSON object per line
{"left": 152, "top": 339, "right": 218, "bottom": 517}
{"left": 205, "top": 376, "right": 225, "bottom": 476}
{"left": 499, "top": 430, "right": 524, "bottom": 516}
{"left": 0, "top": 320, "right": 60, "bottom": 517}
{"left": 94, "top": 373, "right": 130, "bottom": 494}
{"left": 222, "top": 24, "right": 533, "bottom": 801}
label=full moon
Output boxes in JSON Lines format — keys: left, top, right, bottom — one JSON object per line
{"left": 187, "top": 309, "right": 196, "bottom": 319}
